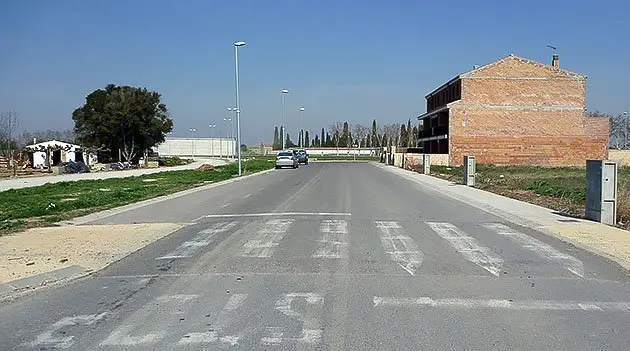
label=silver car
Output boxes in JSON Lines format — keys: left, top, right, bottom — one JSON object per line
{"left": 275, "top": 151, "right": 299, "bottom": 169}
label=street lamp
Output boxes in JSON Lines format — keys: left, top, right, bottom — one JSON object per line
{"left": 299, "top": 107, "right": 305, "bottom": 148}
{"left": 281, "top": 89, "right": 289, "bottom": 150}
{"left": 234, "top": 41, "right": 246, "bottom": 176}
{"left": 209, "top": 124, "right": 216, "bottom": 156}
{"left": 224, "top": 117, "right": 232, "bottom": 158}
{"left": 166, "top": 131, "right": 173, "bottom": 156}
{"left": 189, "top": 128, "right": 196, "bottom": 158}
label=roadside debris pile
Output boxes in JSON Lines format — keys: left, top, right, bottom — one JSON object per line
{"left": 197, "top": 164, "right": 215, "bottom": 172}
{"left": 63, "top": 160, "right": 90, "bottom": 174}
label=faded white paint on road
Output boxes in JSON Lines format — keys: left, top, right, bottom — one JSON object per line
{"left": 179, "top": 294, "right": 247, "bottom": 346}
{"left": 375, "top": 221, "right": 424, "bottom": 275}
{"left": 262, "top": 293, "right": 324, "bottom": 345}
{"left": 427, "top": 222, "right": 504, "bottom": 277}
{"left": 242, "top": 219, "right": 294, "bottom": 257}
{"left": 313, "top": 219, "right": 349, "bottom": 259}
{"left": 483, "top": 223, "right": 585, "bottom": 277}
{"left": 205, "top": 212, "right": 351, "bottom": 218}
{"left": 155, "top": 221, "right": 238, "bottom": 260}
{"left": 28, "top": 313, "right": 108, "bottom": 349}
{"left": 373, "top": 296, "right": 630, "bottom": 312}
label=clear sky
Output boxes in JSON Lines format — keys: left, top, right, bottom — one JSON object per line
{"left": 1, "top": 0, "right": 629, "bottom": 144}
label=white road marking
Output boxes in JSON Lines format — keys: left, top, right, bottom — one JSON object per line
{"left": 28, "top": 313, "right": 107, "bottom": 349}
{"left": 179, "top": 294, "right": 247, "bottom": 346}
{"left": 224, "top": 293, "right": 248, "bottom": 311}
{"left": 179, "top": 332, "right": 240, "bottom": 346}
{"left": 313, "top": 219, "right": 348, "bottom": 259}
{"left": 259, "top": 187, "right": 265, "bottom": 191}
{"left": 427, "top": 222, "right": 504, "bottom": 277}
{"left": 156, "top": 294, "right": 198, "bottom": 303}
{"left": 243, "top": 193, "right": 252, "bottom": 198}
{"left": 482, "top": 223, "right": 585, "bottom": 277}
{"left": 100, "top": 325, "right": 162, "bottom": 346}
{"left": 375, "top": 221, "right": 424, "bottom": 275}
{"left": 261, "top": 327, "right": 284, "bottom": 345}
{"left": 205, "top": 212, "right": 351, "bottom": 218}
{"left": 221, "top": 203, "right": 232, "bottom": 208}
{"left": 242, "top": 219, "right": 294, "bottom": 257}
{"left": 373, "top": 296, "right": 630, "bottom": 312}
{"left": 155, "top": 221, "right": 238, "bottom": 260}
{"left": 263, "top": 293, "right": 324, "bottom": 345}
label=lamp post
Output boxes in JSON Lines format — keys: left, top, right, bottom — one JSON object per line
{"left": 234, "top": 41, "right": 246, "bottom": 175}
{"left": 227, "top": 107, "right": 238, "bottom": 159}
{"left": 299, "top": 107, "right": 305, "bottom": 148}
{"left": 209, "top": 124, "right": 216, "bottom": 156}
{"left": 281, "top": 89, "right": 289, "bottom": 149}
{"left": 189, "top": 128, "right": 196, "bottom": 158}
{"left": 224, "top": 117, "right": 232, "bottom": 158}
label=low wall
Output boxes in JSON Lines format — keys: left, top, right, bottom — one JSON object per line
{"left": 609, "top": 149, "right": 630, "bottom": 166}
{"left": 390, "top": 153, "right": 449, "bottom": 170}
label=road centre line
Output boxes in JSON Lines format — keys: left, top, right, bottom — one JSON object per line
{"left": 243, "top": 193, "right": 252, "bottom": 198}
{"left": 204, "top": 212, "right": 351, "bottom": 218}
{"left": 221, "top": 203, "right": 232, "bottom": 208}
{"left": 373, "top": 296, "right": 630, "bottom": 312}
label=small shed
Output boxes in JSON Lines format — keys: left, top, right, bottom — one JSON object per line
{"left": 25, "top": 140, "right": 96, "bottom": 169}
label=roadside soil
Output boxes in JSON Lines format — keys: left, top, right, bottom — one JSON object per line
{"left": 0, "top": 223, "right": 184, "bottom": 284}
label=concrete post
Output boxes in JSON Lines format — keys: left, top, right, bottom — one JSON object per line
{"left": 586, "top": 160, "right": 617, "bottom": 225}
{"left": 463, "top": 155, "right": 476, "bottom": 187}
{"left": 423, "top": 154, "right": 430, "bottom": 174}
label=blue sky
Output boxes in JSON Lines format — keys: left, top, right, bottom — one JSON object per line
{"left": 1, "top": 0, "right": 629, "bottom": 144}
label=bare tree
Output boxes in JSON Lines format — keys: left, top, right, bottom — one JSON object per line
{"left": 597, "top": 110, "right": 630, "bottom": 150}
{"left": 381, "top": 123, "right": 400, "bottom": 147}
{"left": 0, "top": 111, "right": 19, "bottom": 160}
{"left": 330, "top": 122, "right": 344, "bottom": 149}
{"left": 352, "top": 123, "right": 370, "bottom": 147}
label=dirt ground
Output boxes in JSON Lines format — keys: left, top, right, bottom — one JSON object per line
{"left": 0, "top": 223, "right": 184, "bottom": 283}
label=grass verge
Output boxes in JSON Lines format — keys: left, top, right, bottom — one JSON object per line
{"left": 0, "top": 159, "right": 273, "bottom": 235}
{"left": 430, "top": 164, "right": 630, "bottom": 229}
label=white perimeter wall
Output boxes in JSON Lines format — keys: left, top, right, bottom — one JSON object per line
{"left": 156, "top": 138, "right": 236, "bottom": 157}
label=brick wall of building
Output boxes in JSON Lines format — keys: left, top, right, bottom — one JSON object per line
{"left": 444, "top": 55, "right": 609, "bottom": 166}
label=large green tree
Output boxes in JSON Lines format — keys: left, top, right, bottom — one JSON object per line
{"left": 72, "top": 84, "right": 172, "bottom": 162}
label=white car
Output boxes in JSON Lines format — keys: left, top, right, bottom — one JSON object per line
{"left": 275, "top": 151, "right": 299, "bottom": 169}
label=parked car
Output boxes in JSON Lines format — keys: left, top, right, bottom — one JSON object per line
{"left": 275, "top": 151, "right": 299, "bottom": 169}
{"left": 296, "top": 149, "right": 308, "bottom": 164}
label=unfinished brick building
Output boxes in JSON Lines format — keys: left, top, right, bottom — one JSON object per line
{"left": 417, "top": 54, "right": 609, "bottom": 166}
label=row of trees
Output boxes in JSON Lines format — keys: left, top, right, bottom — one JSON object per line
{"left": 272, "top": 119, "right": 420, "bottom": 150}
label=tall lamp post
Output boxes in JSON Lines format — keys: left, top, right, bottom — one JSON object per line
{"left": 281, "top": 89, "right": 289, "bottom": 149}
{"left": 189, "top": 128, "right": 196, "bottom": 158}
{"left": 224, "top": 117, "right": 232, "bottom": 158}
{"left": 234, "top": 41, "right": 246, "bottom": 176}
{"left": 299, "top": 107, "right": 305, "bottom": 148}
{"left": 227, "top": 107, "right": 238, "bottom": 159}
{"left": 209, "top": 124, "right": 216, "bottom": 156}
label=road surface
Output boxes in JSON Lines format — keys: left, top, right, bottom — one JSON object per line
{"left": 2, "top": 162, "right": 630, "bottom": 350}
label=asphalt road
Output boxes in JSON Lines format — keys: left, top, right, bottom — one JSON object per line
{"left": 2, "top": 162, "right": 630, "bottom": 350}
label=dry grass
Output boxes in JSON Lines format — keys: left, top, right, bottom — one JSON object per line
{"left": 430, "top": 165, "right": 630, "bottom": 229}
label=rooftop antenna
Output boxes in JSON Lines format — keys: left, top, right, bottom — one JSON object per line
{"left": 546, "top": 45, "right": 557, "bottom": 54}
